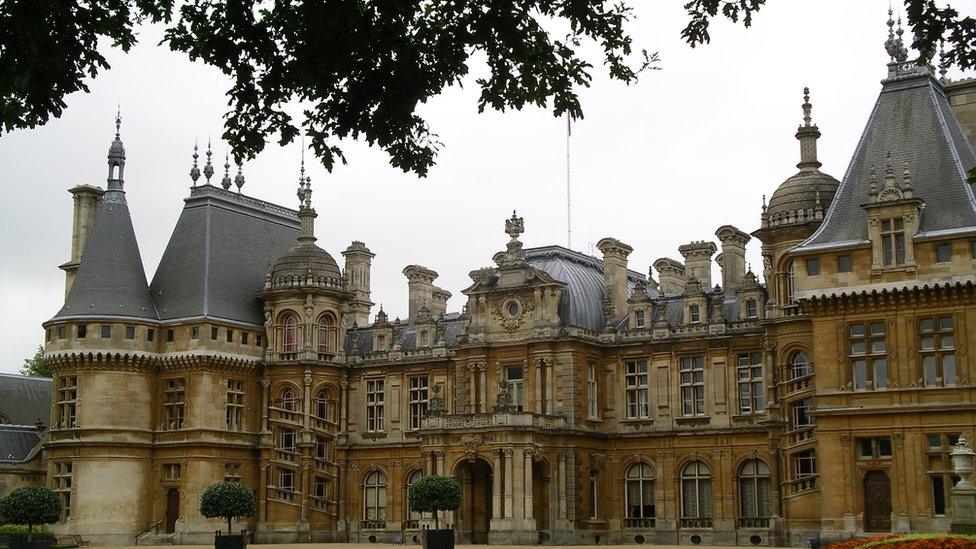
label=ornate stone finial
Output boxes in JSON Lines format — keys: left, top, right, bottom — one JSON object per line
{"left": 221, "top": 152, "right": 232, "bottom": 190}
{"left": 951, "top": 436, "right": 976, "bottom": 489}
{"left": 505, "top": 210, "right": 525, "bottom": 241}
{"left": 189, "top": 141, "right": 201, "bottom": 185}
{"left": 884, "top": 8, "right": 908, "bottom": 63}
{"left": 938, "top": 41, "right": 949, "bottom": 84}
{"left": 902, "top": 161, "right": 913, "bottom": 197}
{"left": 106, "top": 108, "right": 127, "bottom": 193}
{"left": 795, "top": 87, "right": 821, "bottom": 171}
{"left": 296, "top": 148, "right": 317, "bottom": 244}
{"left": 869, "top": 164, "right": 878, "bottom": 198}
{"left": 114, "top": 106, "right": 121, "bottom": 140}
{"left": 203, "top": 140, "right": 214, "bottom": 184}
{"left": 234, "top": 160, "right": 245, "bottom": 192}
{"left": 884, "top": 151, "right": 896, "bottom": 187}
{"left": 802, "top": 86, "right": 812, "bottom": 127}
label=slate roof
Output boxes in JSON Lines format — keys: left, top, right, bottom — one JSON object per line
{"left": 0, "top": 373, "right": 52, "bottom": 427}
{"left": 150, "top": 185, "right": 301, "bottom": 326}
{"left": 524, "top": 246, "right": 645, "bottom": 331}
{"left": 344, "top": 312, "right": 464, "bottom": 354}
{"left": 798, "top": 65, "right": 976, "bottom": 251}
{"left": 51, "top": 190, "right": 158, "bottom": 321}
{"left": 0, "top": 424, "right": 42, "bottom": 463}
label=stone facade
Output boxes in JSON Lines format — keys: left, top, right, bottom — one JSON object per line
{"left": 17, "top": 42, "right": 976, "bottom": 548}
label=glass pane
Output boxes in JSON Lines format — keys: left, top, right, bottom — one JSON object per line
{"left": 944, "top": 355, "right": 956, "bottom": 385}
{"left": 740, "top": 479, "right": 757, "bottom": 517}
{"left": 851, "top": 341, "right": 866, "bottom": 355}
{"left": 700, "top": 480, "right": 713, "bottom": 517}
{"left": 873, "top": 359, "right": 888, "bottom": 388}
{"left": 681, "top": 479, "right": 696, "bottom": 517}
{"left": 871, "top": 339, "right": 886, "bottom": 353}
{"left": 940, "top": 316, "right": 954, "bottom": 331}
{"left": 920, "top": 318, "right": 934, "bottom": 332}
{"left": 853, "top": 361, "right": 867, "bottom": 389}
{"left": 923, "top": 356, "right": 937, "bottom": 385}
{"left": 878, "top": 438, "right": 892, "bottom": 457}
{"left": 870, "top": 322, "right": 885, "bottom": 335}
{"left": 850, "top": 324, "right": 865, "bottom": 337}
{"left": 940, "top": 335, "right": 955, "bottom": 349}
{"left": 921, "top": 336, "right": 936, "bottom": 350}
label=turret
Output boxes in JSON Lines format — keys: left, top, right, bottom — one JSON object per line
{"left": 596, "top": 237, "right": 633, "bottom": 320}
{"left": 342, "top": 241, "right": 375, "bottom": 326}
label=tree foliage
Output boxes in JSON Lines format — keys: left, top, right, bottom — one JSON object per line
{"left": 407, "top": 474, "right": 461, "bottom": 529}
{"left": 20, "top": 345, "right": 49, "bottom": 378}
{"left": 199, "top": 482, "right": 256, "bottom": 535}
{"left": 0, "top": 485, "right": 62, "bottom": 541}
{"left": 0, "top": 1, "right": 972, "bottom": 177}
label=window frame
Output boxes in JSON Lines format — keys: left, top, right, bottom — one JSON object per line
{"left": 587, "top": 362, "right": 599, "bottom": 420}
{"left": 624, "top": 360, "right": 650, "bottom": 420}
{"left": 736, "top": 352, "right": 764, "bottom": 414}
{"left": 408, "top": 376, "right": 429, "bottom": 431}
{"left": 679, "top": 356, "right": 706, "bottom": 417}
{"left": 848, "top": 321, "right": 888, "bottom": 390}
{"left": 919, "top": 315, "right": 956, "bottom": 387}
{"left": 366, "top": 378, "right": 385, "bottom": 432}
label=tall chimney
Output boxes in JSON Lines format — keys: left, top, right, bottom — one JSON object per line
{"left": 597, "top": 238, "right": 633, "bottom": 320}
{"left": 715, "top": 225, "right": 751, "bottom": 296}
{"left": 654, "top": 258, "right": 685, "bottom": 295}
{"left": 403, "top": 265, "right": 439, "bottom": 321}
{"left": 61, "top": 185, "right": 105, "bottom": 298}
{"left": 342, "top": 241, "right": 375, "bottom": 326}
{"left": 678, "top": 240, "right": 717, "bottom": 288}
{"left": 431, "top": 287, "right": 452, "bottom": 317}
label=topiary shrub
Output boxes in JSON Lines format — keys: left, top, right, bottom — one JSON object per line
{"left": 199, "top": 482, "right": 255, "bottom": 536}
{"left": 407, "top": 475, "right": 461, "bottom": 529}
{"left": 0, "top": 486, "right": 61, "bottom": 542}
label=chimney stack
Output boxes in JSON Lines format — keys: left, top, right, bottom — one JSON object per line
{"left": 61, "top": 185, "right": 105, "bottom": 298}
{"left": 403, "top": 265, "right": 444, "bottom": 321}
{"left": 597, "top": 238, "right": 634, "bottom": 320}
{"left": 715, "top": 225, "right": 751, "bottom": 296}
{"left": 342, "top": 241, "right": 375, "bottom": 326}
{"left": 678, "top": 240, "right": 717, "bottom": 287}
{"left": 653, "top": 258, "right": 686, "bottom": 295}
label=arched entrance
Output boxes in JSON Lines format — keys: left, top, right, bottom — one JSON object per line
{"left": 456, "top": 458, "right": 493, "bottom": 544}
{"left": 165, "top": 488, "right": 179, "bottom": 533}
{"left": 863, "top": 470, "right": 891, "bottom": 532}
{"left": 532, "top": 459, "right": 551, "bottom": 542}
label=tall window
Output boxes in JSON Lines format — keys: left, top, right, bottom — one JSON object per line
{"left": 738, "top": 460, "right": 771, "bottom": 525}
{"left": 680, "top": 461, "right": 712, "bottom": 523}
{"left": 927, "top": 433, "right": 962, "bottom": 516}
{"left": 406, "top": 470, "right": 422, "bottom": 522}
{"left": 281, "top": 313, "right": 300, "bottom": 352}
{"left": 849, "top": 321, "right": 887, "bottom": 390}
{"left": 56, "top": 376, "right": 78, "bottom": 429}
{"left": 920, "top": 315, "right": 956, "bottom": 387}
{"left": 506, "top": 366, "right": 524, "bottom": 411}
{"left": 625, "top": 462, "right": 655, "bottom": 523}
{"left": 857, "top": 437, "right": 893, "bottom": 459}
{"left": 409, "top": 377, "right": 429, "bottom": 430}
{"left": 688, "top": 304, "right": 701, "bottom": 323}
{"left": 786, "top": 261, "right": 796, "bottom": 305}
{"left": 363, "top": 471, "right": 388, "bottom": 521}
{"left": 790, "top": 351, "right": 811, "bottom": 379}
{"left": 737, "top": 352, "right": 764, "bottom": 414}
{"left": 881, "top": 217, "right": 906, "bottom": 266}
{"left": 587, "top": 362, "right": 599, "bottom": 420}
{"left": 625, "top": 360, "right": 649, "bottom": 419}
{"left": 279, "top": 387, "right": 297, "bottom": 411}
{"left": 163, "top": 378, "right": 186, "bottom": 430}
{"left": 278, "top": 468, "right": 295, "bottom": 492}
{"left": 680, "top": 356, "right": 705, "bottom": 416}
{"left": 226, "top": 379, "right": 245, "bottom": 431}
{"left": 745, "top": 299, "right": 758, "bottom": 318}
{"left": 366, "top": 379, "right": 385, "bottom": 432}
{"left": 315, "top": 435, "right": 330, "bottom": 462}
{"left": 635, "top": 309, "right": 646, "bottom": 328}
{"left": 224, "top": 463, "right": 243, "bottom": 483}
{"left": 317, "top": 313, "right": 337, "bottom": 354}
{"left": 279, "top": 427, "right": 296, "bottom": 452}
{"left": 314, "top": 389, "right": 334, "bottom": 421}
{"left": 314, "top": 476, "right": 328, "bottom": 503}
{"left": 589, "top": 470, "right": 599, "bottom": 520}
{"left": 790, "top": 398, "right": 814, "bottom": 429}
{"left": 794, "top": 449, "right": 816, "bottom": 478}
{"left": 52, "top": 462, "right": 72, "bottom": 521}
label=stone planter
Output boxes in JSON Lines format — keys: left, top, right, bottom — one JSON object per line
{"left": 423, "top": 529, "right": 454, "bottom": 549}
{"left": 214, "top": 533, "right": 246, "bottom": 549}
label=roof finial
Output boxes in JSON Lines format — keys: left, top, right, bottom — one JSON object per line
{"left": 884, "top": 7, "right": 908, "bottom": 63}
{"left": 938, "top": 40, "right": 949, "bottom": 84}
{"left": 115, "top": 105, "right": 121, "bottom": 140}
{"left": 869, "top": 164, "right": 878, "bottom": 198}
{"left": 234, "top": 159, "right": 245, "bottom": 192}
{"left": 189, "top": 140, "right": 201, "bottom": 185}
{"left": 203, "top": 139, "right": 214, "bottom": 184}
{"left": 220, "top": 152, "right": 232, "bottom": 190}
{"left": 902, "top": 161, "right": 913, "bottom": 194}
{"left": 802, "top": 87, "right": 812, "bottom": 127}
{"left": 795, "top": 87, "right": 821, "bottom": 171}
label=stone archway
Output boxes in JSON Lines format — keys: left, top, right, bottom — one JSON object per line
{"left": 456, "top": 458, "right": 493, "bottom": 544}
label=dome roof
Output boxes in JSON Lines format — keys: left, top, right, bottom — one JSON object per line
{"left": 767, "top": 169, "right": 839, "bottom": 217}
{"left": 271, "top": 243, "right": 342, "bottom": 280}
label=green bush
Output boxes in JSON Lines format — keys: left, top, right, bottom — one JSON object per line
{"left": 0, "top": 524, "right": 56, "bottom": 545}
{"left": 407, "top": 475, "right": 461, "bottom": 529}
{"left": 0, "top": 486, "right": 61, "bottom": 542}
{"left": 199, "top": 482, "right": 255, "bottom": 535}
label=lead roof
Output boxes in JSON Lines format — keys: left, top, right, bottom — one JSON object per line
{"left": 0, "top": 373, "right": 52, "bottom": 427}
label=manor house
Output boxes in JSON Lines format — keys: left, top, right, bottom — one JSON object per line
{"left": 5, "top": 29, "right": 976, "bottom": 548}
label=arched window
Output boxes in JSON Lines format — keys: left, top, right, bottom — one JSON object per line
{"left": 281, "top": 313, "right": 300, "bottom": 353}
{"left": 363, "top": 471, "right": 387, "bottom": 522}
{"left": 405, "top": 470, "right": 422, "bottom": 522}
{"left": 791, "top": 351, "right": 811, "bottom": 379}
{"left": 279, "top": 387, "right": 297, "bottom": 412}
{"left": 317, "top": 313, "right": 338, "bottom": 354}
{"left": 738, "top": 459, "right": 771, "bottom": 525}
{"left": 314, "top": 389, "right": 332, "bottom": 420}
{"left": 625, "top": 462, "right": 655, "bottom": 523}
{"left": 680, "top": 461, "right": 712, "bottom": 523}
{"left": 786, "top": 261, "right": 796, "bottom": 305}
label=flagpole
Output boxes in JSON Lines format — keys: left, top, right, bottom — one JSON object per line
{"left": 566, "top": 112, "right": 572, "bottom": 250}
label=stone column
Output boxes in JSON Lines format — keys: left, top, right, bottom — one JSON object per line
{"left": 299, "top": 460, "right": 311, "bottom": 530}
{"left": 504, "top": 448, "right": 514, "bottom": 518}
{"left": 302, "top": 371, "right": 312, "bottom": 431}
{"left": 469, "top": 364, "right": 478, "bottom": 413}
{"left": 546, "top": 361, "right": 555, "bottom": 414}
{"left": 478, "top": 365, "right": 488, "bottom": 413}
{"left": 534, "top": 362, "right": 543, "bottom": 413}
{"left": 492, "top": 450, "right": 502, "bottom": 519}
{"left": 513, "top": 447, "right": 525, "bottom": 520}
{"left": 261, "top": 379, "right": 271, "bottom": 433}
{"left": 425, "top": 452, "right": 434, "bottom": 476}
{"left": 435, "top": 451, "right": 445, "bottom": 475}
{"left": 524, "top": 448, "right": 535, "bottom": 524}
{"left": 258, "top": 460, "right": 269, "bottom": 522}
{"left": 339, "top": 381, "right": 348, "bottom": 435}
{"left": 557, "top": 452, "right": 567, "bottom": 519}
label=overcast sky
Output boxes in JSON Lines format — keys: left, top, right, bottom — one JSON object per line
{"left": 1, "top": 0, "right": 966, "bottom": 373}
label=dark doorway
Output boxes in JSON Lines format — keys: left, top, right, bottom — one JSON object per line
{"left": 863, "top": 470, "right": 891, "bottom": 532}
{"left": 457, "top": 458, "right": 492, "bottom": 544}
{"left": 533, "top": 459, "right": 551, "bottom": 542}
{"left": 165, "top": 488, "right": 180, "bottom": 533}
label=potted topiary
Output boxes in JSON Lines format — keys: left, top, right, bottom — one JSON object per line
{"left": 199, "top": 482, "right": 255, "bottom": 549}
{"left": 0, "top": 485, "right": 61, "bottom": 549}
{"left": 407, "top": 475, "right": 461, "bottom": 549}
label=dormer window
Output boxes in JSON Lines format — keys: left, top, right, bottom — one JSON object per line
{"left": 635, "top": 310, "right": 646, "bottom": 328}
{"left": 689, "top": 305, "right": 701, "bottom": 324}
{"left": 745, "top": 299, "right": 758, "bottom": 319}
{"left": 881, "top": 218, "right": 906, "bottom": 266}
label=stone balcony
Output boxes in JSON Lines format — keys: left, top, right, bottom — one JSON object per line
{"left": 421, "top": 410, "right": 566, "bottom": 431}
